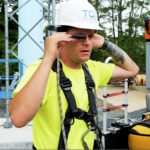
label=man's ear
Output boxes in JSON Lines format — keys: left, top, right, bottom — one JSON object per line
{"left": 60, "top": 41, "right": 65, "bottom": 47}
{"left": 58, "top": 41, "right": 65, "bottom": 49}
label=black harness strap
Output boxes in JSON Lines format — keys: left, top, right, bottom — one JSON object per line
{"left": 82, "top": 64, "right": 97, "bottom": 115}
{"left": 58, "top": 109, "right": 72, "bottom": 149}
{"left": 52, "top": 60, "right": 98, "bottom": 149}
{"left": 60, "top": 67, "right": 79, "bottom": 114}
{"left": 53, "top": 60, "right": 78, "bottom": 114}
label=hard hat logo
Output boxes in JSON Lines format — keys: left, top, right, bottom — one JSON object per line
{"left": 81, "top": 10, "right": 96, "bottom": 19}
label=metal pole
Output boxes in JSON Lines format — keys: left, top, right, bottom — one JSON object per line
{"left": 146, "top": 42, "right": 150, "bottom": 90}
{"left": 146, "top": 94, "right": 150, "bottom": 112}
{"left": 4, "top": 0, "right": 12, "bottom": 128}
{"left": 103, "top": 88, "right": 107, "bottom": 134}
{"left": 102, "top": 87, "right": 107, "bottom": 149}
{"left": 51, "top": 0, "right": 56, "bottom": 35}
{"left": 52, "top": 0, "right": 55, "bottom": 25}
{"left": 124, "top": 79, "right": 128, "bottom": 124}
{"left": 48, "top": 0, "right": 51, "bottom": 36}
{"left": 144, "top": 17, "right": 150, "bottom": 90}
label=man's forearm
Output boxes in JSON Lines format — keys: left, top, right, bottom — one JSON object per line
{"left": 102, "top": 38, "right": 139, "bottom": 81}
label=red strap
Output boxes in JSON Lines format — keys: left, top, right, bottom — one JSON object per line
{"left": 103, "top": 104, "right": 128, "bottom": 112}
{"left": 103, "top": 91, "right": 128, "bottom": 98}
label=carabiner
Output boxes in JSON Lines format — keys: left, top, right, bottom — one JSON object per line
{"left": 82, "top": 127, "right": 96, "bottom": 150}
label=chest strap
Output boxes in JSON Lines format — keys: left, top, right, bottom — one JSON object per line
{"left": 52, "top": 60, "right": 98, "bottom": 149}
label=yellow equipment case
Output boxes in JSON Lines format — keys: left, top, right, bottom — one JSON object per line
{"left": 128, "top": 120, "right": 150, "bottom": 149}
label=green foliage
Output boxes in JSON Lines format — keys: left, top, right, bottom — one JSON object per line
{"left": 0, "top": 1, "right": 5, "bottom": 76}
{"left": 0, "top": 0, "right": 18, "bottom": 77}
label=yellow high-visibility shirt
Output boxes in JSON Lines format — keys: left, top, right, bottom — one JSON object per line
{"left": 13, "top": 59, "right": 115, "bottom": 149}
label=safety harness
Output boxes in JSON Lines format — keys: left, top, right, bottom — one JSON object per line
{"left": 52, "top": 60, "right": 102, "bottom": 149}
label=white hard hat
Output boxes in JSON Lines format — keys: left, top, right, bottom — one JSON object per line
{"left": 56, "top": 0, "right": 100, "bottom": 30}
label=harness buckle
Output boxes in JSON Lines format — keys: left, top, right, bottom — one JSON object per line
{"left": 74, "top": 109, "right": 96, "bottom": 124}
{"left": 61, "top": 79, "right": 72, "bottom": 91}
{"left": 78, "top": 111, "right": 85, "bottom": 119}
{"left": 85, "top": 112, "right": 96, "bottom": 123}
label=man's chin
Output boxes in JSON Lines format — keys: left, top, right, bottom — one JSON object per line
{"left": 81, "top": 57, "right": 90, "bottom": 62}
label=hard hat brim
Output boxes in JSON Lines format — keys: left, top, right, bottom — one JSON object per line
{"left": 56, "top": 22, "right": 101, "bottom": 30}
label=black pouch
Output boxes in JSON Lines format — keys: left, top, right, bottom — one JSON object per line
{"left": 105, "top": 126, "right": 129, "bottom": 149}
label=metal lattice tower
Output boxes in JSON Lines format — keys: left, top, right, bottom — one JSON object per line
{"left": 3, "top": 0, "right": 59, "bottom": 128}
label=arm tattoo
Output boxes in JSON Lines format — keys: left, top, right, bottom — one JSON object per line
{"left": 103, "top": 39, "right": 125, "bottom": 64}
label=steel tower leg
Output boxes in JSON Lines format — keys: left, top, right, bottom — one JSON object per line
{"left": 4, "top": 0, "right": 12, "bottom": 128}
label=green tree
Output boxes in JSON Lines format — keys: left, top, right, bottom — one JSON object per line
{"left": 0, "top": 0, "right": 18, "bottom": 77}
{"left": 0, "top": 0, "right": 5, "bottom": 76}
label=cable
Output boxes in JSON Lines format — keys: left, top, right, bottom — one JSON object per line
{"left": 56, "top": 56, "right": 67, "bottom": 150}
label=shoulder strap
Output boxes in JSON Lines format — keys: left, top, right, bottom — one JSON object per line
{"left": 53, "top": 59, "right": 78, "bottom": 114}
{"left": 82, "top": 63, "right": 97, "bottom": 115}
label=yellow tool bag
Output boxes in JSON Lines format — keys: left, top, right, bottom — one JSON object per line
{"left": 128, "top": 120, "right": 150, "bottom": 149}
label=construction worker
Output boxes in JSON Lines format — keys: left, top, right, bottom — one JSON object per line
{"left": 9, "top": 0, "right": 139, "bottom": 149}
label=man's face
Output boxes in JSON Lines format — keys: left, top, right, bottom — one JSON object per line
{"left": 62, "top": 28, "right": 95, "bottom": 64}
